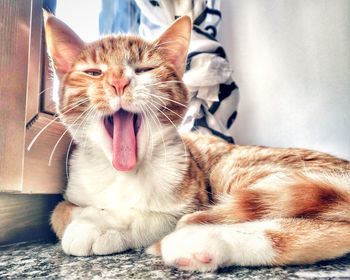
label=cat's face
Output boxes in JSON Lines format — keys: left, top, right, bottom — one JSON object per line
{"left": 44, "top": 14, "right": 191, "bottom": 172}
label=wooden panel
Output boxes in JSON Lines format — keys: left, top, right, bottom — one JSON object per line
{"left": 0, "top": 193, "right": 62, "bottom": 245}
{"left": 25, "top": 0, "right": 43, "bottom": 123}
{"left": 23, "top": 113, "right": 71, "bottom": 194}
{"left": 0, "top": 0, "right": 32, "bottom": 191}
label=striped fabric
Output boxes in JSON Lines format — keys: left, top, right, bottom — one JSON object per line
{"left": 100, "top": 0, "right": 239, "bottom": 143}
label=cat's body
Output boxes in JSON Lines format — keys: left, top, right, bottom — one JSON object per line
{"left": 44, "top": 13, "right": 350, "bottom": 272}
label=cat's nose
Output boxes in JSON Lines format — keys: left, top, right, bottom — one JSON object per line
{"left": 110, "top": 77, "right": 130, "bottom": 96}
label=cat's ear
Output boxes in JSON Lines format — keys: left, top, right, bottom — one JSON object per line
{"left": 155, "top": 16, "right": 192, "bottom": 77}
{"left": 43, "top": 11, "right": 84, "bottom": 77}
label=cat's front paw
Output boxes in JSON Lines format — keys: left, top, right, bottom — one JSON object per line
{"left": 62, "top": 220, "right": 128, "bottom": 256}
{"left": 154, "top": 225, "right": 230, "bottom": 272}
{"left": 62, "top": 219, "right": 100, "bottom": 256}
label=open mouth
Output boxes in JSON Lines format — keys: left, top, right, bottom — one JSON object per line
{"left": 103, "top": 110, "right": 141, "bottom": 171}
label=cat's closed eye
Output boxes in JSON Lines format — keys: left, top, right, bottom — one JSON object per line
{"left": 83, "top": 69, "right": 103, "bottom": 77}
{"left": 135, "top": 67, "right": 155, "bottom": 74}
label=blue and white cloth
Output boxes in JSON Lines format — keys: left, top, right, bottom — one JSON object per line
{"left": 100, "top": 0, "right": 239, "bottom": 143}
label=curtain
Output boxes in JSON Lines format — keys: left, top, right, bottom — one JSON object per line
{"left": 100, "top": 0, "right": 239, "bottom": 143}
{"left": 99, "top": 0, "right": 140, "bottom": 34}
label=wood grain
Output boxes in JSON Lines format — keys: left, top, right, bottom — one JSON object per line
{"left": 25, "top": 0, "right": 43, "bottom": 123}
{"left": 0, "top": 0, "right": 32, "bottom": 191}
{"left": 23, "top": 113, "right": 71, "bottom": 194}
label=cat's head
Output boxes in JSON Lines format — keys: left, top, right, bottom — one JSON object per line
{"left": 44, "top": 13, "right": 191, "bottom": 172}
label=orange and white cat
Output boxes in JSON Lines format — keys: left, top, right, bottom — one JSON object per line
{"left": 45, "top": 13, "right": 350, "bottom": 272}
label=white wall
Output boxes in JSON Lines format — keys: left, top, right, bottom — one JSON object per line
{"left": 56, "top": 0, "right": 100, "bottom": 42}
{"left": 219, "top": 0, "right": 350, "bottom": 160}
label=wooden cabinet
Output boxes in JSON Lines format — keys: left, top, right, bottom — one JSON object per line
{"left": 0, "top": 0, "right": 70, "bottom": 194}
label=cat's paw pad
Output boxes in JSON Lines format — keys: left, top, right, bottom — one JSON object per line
{"left": 160, "top": 225, "right": 230, "bottom": 272}
{"left": 174, "top": 252, "right": 214, "bottom": 267}
{"left": 62, "top": 219, "right": 100, "bottom": 256}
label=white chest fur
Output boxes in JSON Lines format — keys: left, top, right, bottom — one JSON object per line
{"left": 65, "top": 141, "right": 190, "bottom": 216}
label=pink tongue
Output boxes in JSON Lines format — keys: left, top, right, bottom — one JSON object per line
{"left": 112, "top": 110, "right": 137, "bottom": 171}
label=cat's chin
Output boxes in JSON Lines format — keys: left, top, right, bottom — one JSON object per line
{"left": 102, "top": 110, "right": 142, "bottom": 172}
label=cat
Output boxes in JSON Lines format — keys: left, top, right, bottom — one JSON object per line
{"left": 44, "top": 12, "right": 350, "bottom": 272}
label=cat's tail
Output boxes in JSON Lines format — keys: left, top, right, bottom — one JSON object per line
{"left": 244, "top": 172, "right": 350, "bottom": 223}
{"left": 178, "top": 172, "right": 350, "bottom": 226}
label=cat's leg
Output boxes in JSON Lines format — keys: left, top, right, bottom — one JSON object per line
{"left": 178, "top": 173, "right": 350, "bottom": 228}
{"left": 59, "top": 206, "right": 127, "bottom": 256}
{"left": 148, "top": 218, "right": 350, "bottom": 272}
{"left": 51, "top": 200, "right": 178, "bottom": 256}
{"left": 51, "top": 200, "right": 78, "bottom": 239}
{"left": 51, "top": 201, "right": 109, "bottom": 256}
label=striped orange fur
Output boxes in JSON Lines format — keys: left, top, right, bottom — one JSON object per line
{"left": 44, "top": 13, "right": 350, "bottom": 271}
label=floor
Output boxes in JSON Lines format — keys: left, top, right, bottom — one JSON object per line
{"left": 1, "top": 241, "right": 350, "bottom": 279}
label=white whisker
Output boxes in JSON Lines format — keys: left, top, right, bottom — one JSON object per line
{"left": 65, "top": 105, "right": 98, "bottom": 178}
{"left": 143, "top": 102, "right": 167, "bottom": 165}
{"left": 148, "top": 92, "right": 188, "bottom": 108}
{"left": 137, "top": 80, "right": 183, "bottom": 87}
{"left": 139, "top": 104, "right": 154, "bottom": 161}
{"left": 148, "top": 102, "right": 188, "bottom": 159}
{"left": 151, "top": 98, "right": 184, "bottom": 120}
{"left": 48, "top": 105, "right": 94, "bottom": 166}
{"left": 27, "top": 98, "right": 90, "bottom": 151}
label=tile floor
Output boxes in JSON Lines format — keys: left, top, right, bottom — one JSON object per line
{"left": 1, "top": 241, "right": 350, "bottom": 279}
